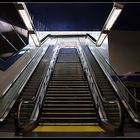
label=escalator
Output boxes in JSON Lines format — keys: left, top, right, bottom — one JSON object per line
{"left": 13, "top": 36, "right": 127, "bottom": 137}
{"left": 84, "top": 35, "right": 140, "bottom": 137}
{"left": 0, "top": 44, "right": 56, "bottom": 137}
{"left": 25, "top": 47, "right": 106, "bottom": 137}
{"left": 81, "top": 45, "right": 121, "bottom": 126}
{"left": 16, "top": 45, "right": 56, "bottom": 124}
{"left": 1, "top": 35, "right": 139, "bottom": 137}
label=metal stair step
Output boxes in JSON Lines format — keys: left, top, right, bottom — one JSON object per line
{"left": 41, "top": 112, "right": 96, "bottom": 117}
{"left": 39, "top": 122, "right": 99, "bottom": 126}
{"left": 47, "top": 91, "right": 90, "bottom": 94}
{"left": 47, "top": 87, "right": 90, "bottom": 91}
{"left": 45, "top": 100, "right": 93, "bottom": 103}
{"left": 46, "top": 94, "right": 91, "bottom": 97}
{"left": 39, "top": 118, "right": 98, "bottom": 123}
{"left": 48, "top": 85, "right": 89, "bottom": 88}
{"left": 42, "top": 107, "right": 95, "bottom": 111}
{"left": 45, "top": 96, "right": 92, "bottom": 100}
{"left": 43, "top": 103, "right": 94, "bottom": 107}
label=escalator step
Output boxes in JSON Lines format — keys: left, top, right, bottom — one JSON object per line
{"left": 23, "top": 88, "right": 37, "bottom": 92}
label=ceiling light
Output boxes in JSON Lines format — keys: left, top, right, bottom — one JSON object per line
{"left": 104, "top": 7, "right": 122, "bottom": 30}
{"left": 14, "top": 2, "right": 41, "bottom": 47}
{"left": 96, "top": 33, "right": 107, "bottom": 46}
{"left": 18, "top": 9, "right": 33, "bottom": 31}
{"left": 30, "top": 32, "right": 40, "bottom": 47}
{"left": 104, "top": 3, "right": 124, "bottom": 30}
{"left": 96, "top": 3, "right": 124, "bottom": 47}
{"left": 15, "top": 2, "right": 34, "bottom": 31}
{"left": 30, "top": 33, "right": 40, "bottom": 47}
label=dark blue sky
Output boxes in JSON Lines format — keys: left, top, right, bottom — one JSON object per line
{"left": 26, "top": 3, "right": 113, "bottom": 31}
{"left": 26, "top": 3, "right": 140, "bottom": 31}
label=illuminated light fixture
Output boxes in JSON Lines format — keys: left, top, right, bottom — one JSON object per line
{"left": 29, "top": 31, "right": 40, "bottom": 47}
{"left": 15, "top": 2, "right": 34, "bottom": 31}
{"left": 14, "top": 2, "right": 41, "bottom": 47}
{"left": 104, "top": 6, "right": 122, "bottom": 30}
{"left": 96, "top": 33, "right": 107, "bottom": 46}
{"left": 96, "top": 3, "right": 124, "bottom": 47}
{"left": 18, "top": 9, "right": 33, "bottom": 31}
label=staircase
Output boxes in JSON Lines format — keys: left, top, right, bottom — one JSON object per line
{"left": 38, "top": 48, "right": 99, "bottom": 126}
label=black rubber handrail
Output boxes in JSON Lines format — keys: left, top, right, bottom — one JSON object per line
{"left": 41, "top": 34, "right": 51, "bottom": 45}
{"left": 51, "top": 34, "right": 87, "bottom": 38}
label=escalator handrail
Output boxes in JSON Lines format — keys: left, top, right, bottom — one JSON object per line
{"left": 93, "top": 80, "right": 123, "bottom": 128}
{"left": 15, "top": 53, "right": 52, "bottom": 130}
{"left": 86, "top": 34, "right": 140, "bottom": 124}
{"left": 17, "top": 38, "right": 57, "bottom": 103}
{"left": 15, "top": 39, "right": 59, "bottom": 131}
{"left": 77, "top": 40, "right": 123, "bottom": 130}
{"left": 20, "top": 43, "right": 59, "bottom": 104}
{"left": 41, "top": 34, "right": 51, "bottom": 45}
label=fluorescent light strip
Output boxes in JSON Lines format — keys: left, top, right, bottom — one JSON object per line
{"left": 18, "top": 9, "right": 33, "bottom": 31}
{"left": 96, "top": 33, "right": 107, "bottom": 46}
{"left": 105, "top": 7, "right": 122, "bottom": 30}
{"left": 30, "top": 33, "right": 40, "bottom": 46}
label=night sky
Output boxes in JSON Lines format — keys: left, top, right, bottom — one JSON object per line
{"left": 26, "top": 3, "right": 140, "bottom": 31}
{"left": 26, "top": 3, "right": 113, "bottom": 31}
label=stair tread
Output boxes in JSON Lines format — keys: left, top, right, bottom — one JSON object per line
{"left": 40, "top": 117, "right": 97, "bottom": 119}
{"left": 39, "top": 123, "right": 99, "bottom": 125}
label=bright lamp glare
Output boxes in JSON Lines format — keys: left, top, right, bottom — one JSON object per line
{"left": 30, "top": 33, "right": 40, "bottom": 46}
{"left": 18, "top": 9, "right": 33, "bottom": 31}
{"left": 105, "top": 8, "right": 122, "bottom": 30}
{"left": 96, "top": 33, "right": 107, "bottom": 46}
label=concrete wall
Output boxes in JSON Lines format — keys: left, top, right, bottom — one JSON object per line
{"left": 108, "top": 30, "right": 140, "bottom": 75}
